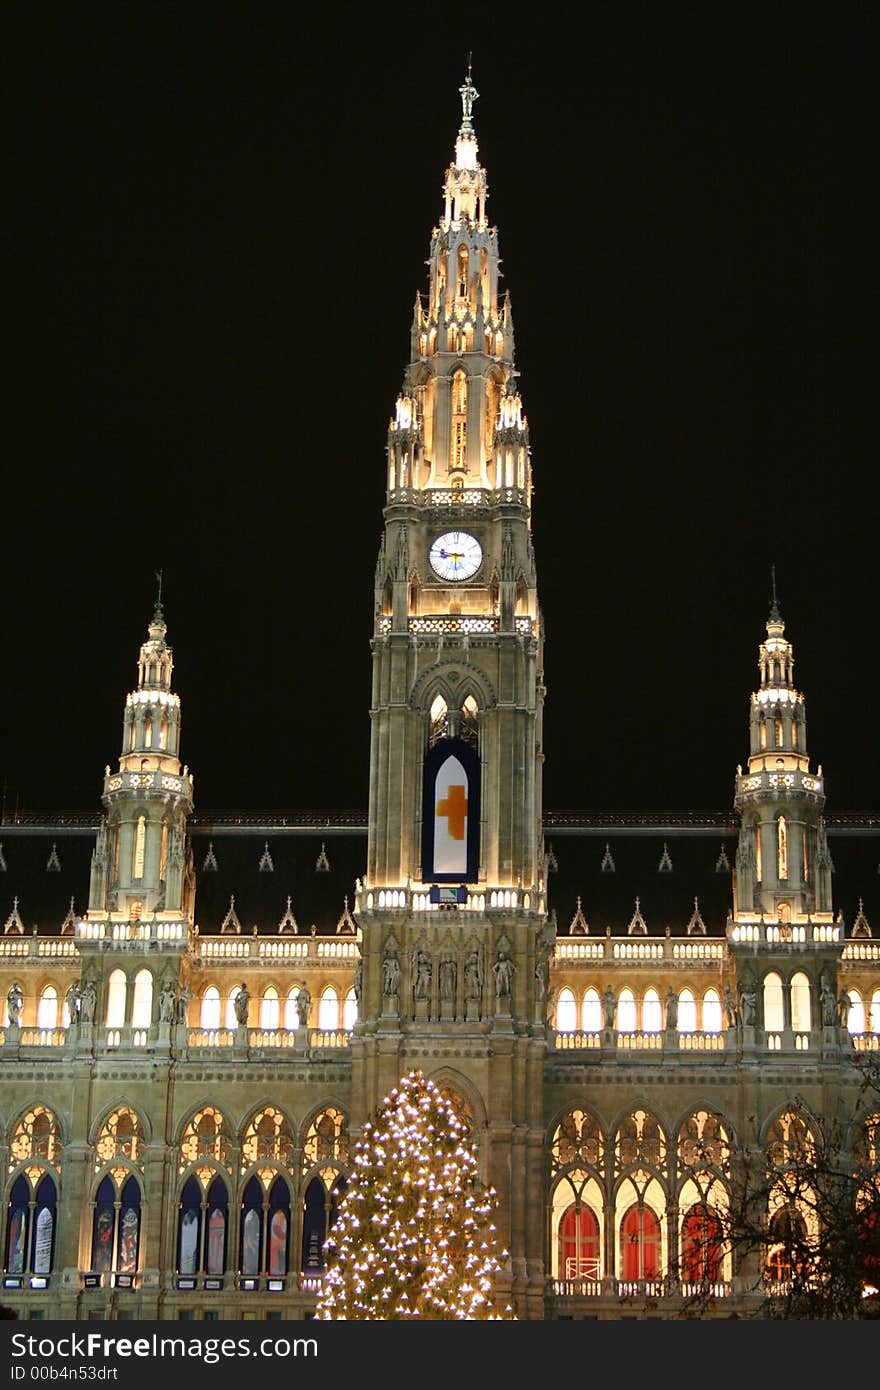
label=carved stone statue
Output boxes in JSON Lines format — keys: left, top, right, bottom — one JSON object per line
{"left": 413, "top": 948, "right": 432, "bottom": 1001}
{"left": 837, "top": 989, "right": 851, "bottom": 1029}
{"left": 6, "top": 982, "right": 23, "bottom": 1027}
{"left": 296, "top": 983, "right": 311, "bottom": 1028}
{"left": 353, "top": 958, "right": 363, "bottom": 1003}
{"left": 602, "top": 985, "right": 616, "bottom": 1030}
{"left": 724, "top": 984, "right": 738, "bottom": 1029}
{"left": 665, "top": 987, "right": 678, "bottom": 1031}
{"left": 382, "top": 951, "right": 400, "bottom": 997}
{"left": 175, "top": 983, "right": 192, "bottom": 1025}
{"left": 80, "top": 980, "right": 97, "bottom": 1023}
{"left": 739, "top": 984, "right": 757, "bottom": 1027}
{"left": 534, "top": 956, "right": 546, "bottom": 1001}
{"left": 158, "top": 981, "right": 176, "bottom": 1023}
{"left": 65, "top": 979, "right": 82, "bottom": 1023}
{"left": 493, "top": 947, "right": 514, "bottom": 998}
{"left": 820, "top": 974, "right": 837, "bottom": 1027}
{"left": 464, "top": 949, "right": 482, "bottom": 1000}
{"left": 439, "top": 955, "right": 457, "bottom": 1000}
{"left": 233, "top": 982, "right": 250, "bottom": 1026}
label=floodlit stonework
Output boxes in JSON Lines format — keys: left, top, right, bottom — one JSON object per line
{"left": 1, "top": 74, "right": 878, "bottom": 1321}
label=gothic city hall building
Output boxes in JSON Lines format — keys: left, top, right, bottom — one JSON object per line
{"left": 1, "top": 77, "right": 878, "bottom": 1322}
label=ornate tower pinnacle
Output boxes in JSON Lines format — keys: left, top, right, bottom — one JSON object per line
{"left": 88, "top": 604, "right": 195, "bottom": 923}
{"left": 733, "top": 594, "right": 830, "bottom": 921}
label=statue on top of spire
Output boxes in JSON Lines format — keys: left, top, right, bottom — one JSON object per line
{"left": 459, "top": 56, "right": 479, "bottom": 133}
{"left": 768, "top": 563, "right": 782, "bottom": 623}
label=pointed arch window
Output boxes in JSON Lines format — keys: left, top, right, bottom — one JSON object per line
{"left": 702, "top": 988, "right": 722, "bottom": 1033}
{"left": 225, "top": 986, "right": 243, "bottom": 1031}
{"left": 848, "top": 990, "right": 865, "bottom": 1034}
{"left": 460, "top": 694, "right": 479, "bottom": 747}
{"left": 5, "top": 1172, "right": 57, "bottom": 1277}
{"left": 775, "top": 716, "right": 784, "bottom": 748}
{"left": 90, "top": 1173, "right": 141, "bottom": 1277}
{"left": 200, "top": 986, "right": 221, "bottom": 1030}
{"left": 763, "top": 972, "right": 784, "bottom": 1032}
{"left": 558, "top": 1203, "right": 600, "bottom": 1281}
{"left": 642, "top": 988, "right": 662, "bottom": 1033}
{"left": 95, "top": 1108, "right": 145, "bottom": 1169}
{"left": 681, "top": 1203, "right": 723, "bottom": 1284}
{"left": 450, "top": 369, "right": 467, "bottom": 473}
{"left": 871, "top": 989, "right": 880, "bottom": 1034}
{"left": 10, "top": 1107, "right": 62, "bottom": 1169}
{"left": 37, "top": 985, "right": 58, "bottom": 1030}
{"left": 678, "top": 989, "right": 697, "bottom": 1033}
{"left": 144, "top": 716, "right": 152, "bottom": 750}
{"left": 617, "top": 988, "right": 636, "bottom": 1033}
{"left": 342, "top": 987, "right": 358, "bottom": 1032}
{"left": 131, "top": 968, "right": 153, "bottom": 1029}
{"left": 556, "top": 987, "right": 577, "bottom": 1033}
{"left": 240, "top": 1176, "right": 262, "bottom": 1276}
{"left": 619, "top": 1203, "right": 661, "bottom": 1281}
{"left": 179, "top": 1107, "right": 231, "bottom": 1172}
{"left": 777, "top": 815, "right": 788, "bottom": 879}
{"left": 242, "top": 1108, "right": 294, "bottom": 1169}
{"left": 790, "top": 972, "right": 811, "bottom": 1033}
{"left": 132, "top": 816, "right": 146, "bottom": 880}
{"left": 159, "top": 824, "right": 168, "bottom": 882}
{"left": 429, "top": 695, "right": 449, "bottom": 746}
{"left": 754, "top": 820, "right": 762, "bottom": 880}
{"left": 302, "top": 1108, "right": 349, "bottom": 1171}
{"left": 260, "top": 986, "right": 280, "bottom": 1030}
{"left": 106, "top": 969, "right": 127, "bottom": 1028}
{"left": 456, "top": 246, "right": 468, "bottom": 298}
{"left": 158, "top": 716, "right": 168, "bottom": 750}
{"left": 318, "top": 986, "right": 339, "bottom": 1031}
{"left": 301, "top": 1172, "right": 348, "bottom": 1274}
{"left": 582, "top": 988, "right": 602, "bottom": 1033}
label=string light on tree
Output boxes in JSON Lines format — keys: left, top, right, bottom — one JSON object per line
{"left": 317, "top": 1069, "right": 515, "bottom": 1319}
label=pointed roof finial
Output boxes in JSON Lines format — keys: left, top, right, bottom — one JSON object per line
{"left": 768, "top": 563, "right": 782, "bottom": 623}
{"left": 459, "top": 57, "right": 478, "bottom": 135}
{"left": 154, "top": 569, "right": 164, "bottom": 621}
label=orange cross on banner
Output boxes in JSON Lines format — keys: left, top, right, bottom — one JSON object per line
{"left": 436, "top": 783, "right": 468, "bottom": 840}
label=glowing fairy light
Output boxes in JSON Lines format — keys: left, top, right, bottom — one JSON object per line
{"left": 316, "top": 1069, "right": 514, "bottom": 1320}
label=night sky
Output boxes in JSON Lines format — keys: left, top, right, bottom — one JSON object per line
{"left": 5, "top": 4, "right": 877, "bottom": 818}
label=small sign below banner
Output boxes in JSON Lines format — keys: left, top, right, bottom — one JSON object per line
{"left": 429, "top": 885, "right": 467, "bottom": 904}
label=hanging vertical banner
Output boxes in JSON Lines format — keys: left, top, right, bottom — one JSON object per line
{"left": 421, "top": 738, "right": 480, "bottom": 883}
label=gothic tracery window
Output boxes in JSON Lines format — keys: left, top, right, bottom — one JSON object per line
{"left": 9, "top": 1107, "right": 62, "bottom": 1170}
{"left": 551, "top": 1109, "right": 604, "bottom": 1175}
{"left": 429, "top": 695, "right": 449, "bottom": 746}
{"left": 180, "top": 1107, "right": 232, "bottom": 1172}
{"left": 95, "top": 1108, "right": 146, "bottom": 1170}
{"left": 302, "top": 1108, "right": 349, "bottom": 1171}
{"left": 241, "top": 1108, "right": 295, "bottom": 1170}
{"left": 614, "top": 1109, "right": 666, "bottom": 1175}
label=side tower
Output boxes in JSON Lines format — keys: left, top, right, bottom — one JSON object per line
{"left": 88, "top": 596, "right": 195, "bottom": 924}
{"left": 353, "top": 73, "right": 550, "bottom": 1319}
{"left": 733, "top": 583, "right": 832, "bottom": 923}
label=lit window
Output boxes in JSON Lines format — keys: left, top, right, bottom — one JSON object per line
{"left": 200, "top": 986, "right": 220, "bottom": 1030}
{"left": 678, "top": 989, "right": 696, "bottom": 1033}
{"left": 106, "top": 970, "right": 127, "bottom": 1028}
{"left": 791, "top": 972, "right": 811, "bottom": 1032}
{"left": 617, "top": 989, "right": 636, "bottom": 1033}
{"left": 763, "top": 972, "right": 784, "bottom": 1032}
{"left": 318, "top": 987, "right": 338, "bottom": 1031}
{"left": 260, "top": 987, "right": 279, "bottom": 1030}
{"left": 132, "top": 816, "right": 146, "bottom": 880}
{"left": 702, "top": 989, "right": 722, "bottom": 1033}
{"left": 582, "top": 988, "right": 602, "bottom": 1032}
{"left": 284, "top": 987, "right": 300, "bottom": 1030}
{"left": 556, "top": 988, "right": 577, "bottom": 1032}
{"left": 343, "top": 987, "right": 358, "bottom": 1031}
{"left": 642, "top": 988, "right": 662, "bottom": 1032}
{"left": 848, "top": 990, "right": 866, "bottom": 1034}
{"left": 37, "top": 986, "right": 58, "bottom": 1030}
{"left": 131, "top": 969, "right": 153, "bottom": 1028}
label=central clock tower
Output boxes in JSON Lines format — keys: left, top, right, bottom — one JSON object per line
{"left": 352, "top": 71, "right": 550, "bottom": 1318}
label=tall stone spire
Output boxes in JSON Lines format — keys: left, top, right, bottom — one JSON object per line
{"left": 88, "top": 602, "right": 195, "bottom": 923}
{"left": 732, "top": 593, "right": 829, "bottom": 920}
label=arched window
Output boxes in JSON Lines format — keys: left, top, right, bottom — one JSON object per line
{"left": 558, "top": 1203, "right": 600, "bottom": 1281}
{"left": 301, "top": 1172, "right": 348, "bottom": 1274}
{"left": 5, "top": 1172, "right": 57, "bottom": 1277}
{"left": 678, "top": 989, "right": 696, "bottom": 1033}
{"left": 95, "top": 1108, "right": 145, "bottom": 1169}
{"left": 132, "top": 815, "right": 146, "bottom": 880}
{"left": 144, "top": 716, "right": 152, "bottom": 750}
{"left": 617, "top": 988, "right": 636, "bottom": 1033}
{"left": 200, "top": 986, "right": 221, "bottom": 1030}
{"left": 37, "top": 985, "right": 58, "bottom": 1030}
{"left": 317, "top": 986, "right": 338, "bottom": 1031}
{"left": 642, "top": 988, "right": 662, "bottom": 1033}
{"left": 179, "top": 1107, "right": 231, "bottom": 1171}
{"left": 242, "top": 1108, "right": 295, "bottom": 1169}
{"left": 205, "top": 1177, "right": 228, "bottom": 1276}
{"left": 260, "top": 986, "right": 280, "bottom": 1030}
{"left": 450, "top": 369, "right": 467, "bottom": 473}
{"left": 342, "top": 987, "right": 358, "bottom": 1031}
{"left": 681, "top": 1204, "right": 723, "bottom": 1283}
{"left": 619, "top": 1203, "right": 661, "bottom": 1281}
{"left": 91, "top": 1174, "right": 141, "bottom": 1276}
{"left": 267, "top": 1176, "right": 291, "bottom": 1277}
{"left": 763, "top": 972, "right": 784, "bottom": 1032}
{"left": 456, "top": 245, "right": 468, "bottom": 297}
{"left": 582, "top": 988, "right": 602, "bottom": 1032}
{"left": 775, "top": 716, "right": 784, "bottom": 748}
{"left": 131, "top": 969, "right": 153, "bottom": 1028}
{"left": 848, "top": 990, "right": 866, "bottom": 1034}
{"left": 754, "top": 820, "right": 762, "bottom": 880}
{"left": 766, "top": 1204, "right": 807, "bottom": 1283}
{"left": 791, "top": 972, "right": 811, "bottom": 1033}
{"left": 871, "top": 989, "right": 880, "bottom": 1034}
{"left": 158, "top": 716, "right": 168, "bottom": 750}
{"left": 702, "top": 988, "right": 722, "bottom": 1033}
{"left": 302, "top": 1108, "right": 349, "bottom": 1169}
{"left": 284, "top": 987, "right": 300, "bottom": 1031}
{"left": 177, "top": 1176, "right": 202, "bottom": 1274}
{"left": 240, "top": 1176, "right": 262, "bottom": 1276}
{"left": 460, "top": 694, "right": 479, "bottom": 747}
{"left": 10, "top": 1107, "right": 62, "bottom": 1168}
{"left": 556, "top": 987, "right": 577, "bottom": 1032}
{"left": 106, "top": 969, "right": 127, "bottom": 1028}
{"left": 777, "top": 815, "right": 788, "bottom": 879}
{"left": 159, "top": 824, "right": 168, "bottom": 882}
{"left": 429, "top": 694, "right": 448, "bottom": 746}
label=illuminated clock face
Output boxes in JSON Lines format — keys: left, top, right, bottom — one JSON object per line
{"left": 428, "top": 531, "right": 483, "bottom": 582}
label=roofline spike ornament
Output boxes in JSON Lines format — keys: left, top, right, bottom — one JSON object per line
{"left": 154, "top": 568, "right": 164, "bottom": 622}
{"left": 768, "top": 562, "right": 781, "bottom": 623}
{"left": 459, "top": 59, "right": 478, "bottom": 135}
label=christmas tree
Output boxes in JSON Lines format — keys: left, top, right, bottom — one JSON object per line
{"left": 316, "top": 1069, "right": 515, "bottom": 1319}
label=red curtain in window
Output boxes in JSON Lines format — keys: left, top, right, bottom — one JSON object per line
{"left": 620, "top": 1203, "right": 661, "bottom": 1280}
{"left": 558, "top": 1203, "right": 600, "bottom": 1279}
{"left": 681, "top": 1204, "right": 722, "bottom": 1282}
